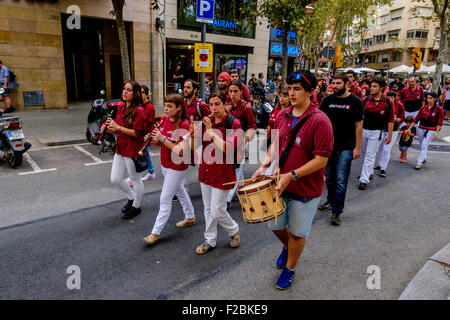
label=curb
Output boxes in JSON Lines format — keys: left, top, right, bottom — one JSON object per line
{"left": 399, "top": 242, "right": 450, "bottom": 300}
{"left": 37, "top": 138, "right": 88, "bottom": 146}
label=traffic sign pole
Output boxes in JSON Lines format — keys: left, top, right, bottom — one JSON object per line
{"left": 200, "top": 23, "right": 206, "bottom": 100}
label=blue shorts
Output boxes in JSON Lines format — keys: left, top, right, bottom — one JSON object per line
{"left": 268, "top": 196, "right": 320, "bottom": 238}
{"left": 399, "top": 145, "right": 409, "bottom": 151}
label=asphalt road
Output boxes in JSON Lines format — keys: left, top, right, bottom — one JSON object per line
{"left": 0, "top": 127, "right": 449, "bottom": 299}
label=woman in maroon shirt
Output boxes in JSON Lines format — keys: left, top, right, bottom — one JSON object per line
{"left": 186, "top": 90, "right": 242, "bottom": 255}
{"left": 405, "top": 91, "right": 444, "bottom": 170}
{"left": 267, "top": 86, "right": 290, "bottom": 147}
{"left": 142, "top": 94, "right": 195, "bottom": 245}
{"left": 107, "top": 80, "right": 146, "bottom": 220}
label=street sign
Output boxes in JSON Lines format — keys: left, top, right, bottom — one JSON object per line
{"left": 321, "top": 46, "right": 335, "bottom": 59}
{"left": 194, "top": 43, "right": 213, "bottom": 73}
{"left": 196, "top": 0, "right": 215, "bottom": 24}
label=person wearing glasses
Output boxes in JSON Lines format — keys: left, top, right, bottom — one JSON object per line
{"left": 251, "top": 71, "right": 334, "bottom": 290}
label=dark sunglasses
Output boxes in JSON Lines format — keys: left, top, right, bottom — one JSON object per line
{"left": 287, "top": 72, "right": 312, "bottom": 88}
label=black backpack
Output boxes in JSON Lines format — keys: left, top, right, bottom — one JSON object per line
{"left": 8, "top": 70, "right": 16, "bottom": 82}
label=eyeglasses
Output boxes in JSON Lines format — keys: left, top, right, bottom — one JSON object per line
{"left": 287, "top": 72, "right": 312, "bottom": 88}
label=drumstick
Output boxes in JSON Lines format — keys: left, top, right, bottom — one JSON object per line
{"left": 274, "top": 168, "right": 280, "bottom": 226}
{"left": 222, "top": 176, "right": 264, "bottom": 186}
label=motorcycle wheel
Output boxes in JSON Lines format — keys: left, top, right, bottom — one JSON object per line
{"left": 86, "top": 130, "right": 98, "bottom": 145}
{"left": 8, "top": 150, "right": 23, "bottom": 168}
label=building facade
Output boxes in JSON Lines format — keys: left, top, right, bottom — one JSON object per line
{"left": 347, "top": 0, "right": 443, "bottom": 72}
{"left": 0, "top": 0, "right": 153, "bottom": 109}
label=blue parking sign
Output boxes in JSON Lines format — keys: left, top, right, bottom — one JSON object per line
{"left": 196, "top": 0, "right": 215, "bottom": 24}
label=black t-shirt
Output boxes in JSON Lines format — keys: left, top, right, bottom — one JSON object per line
{"left": 320, "top": 93, "right": 364, "bottom": 151}
{"left": 173, "top": 70, "right": 184, "bottom": 83}
{"left": 399, "top": 125, "right": 416, "bottom": 147}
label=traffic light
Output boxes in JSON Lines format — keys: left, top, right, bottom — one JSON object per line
{"left": 411, "top": 47, "right": 422, "bottom": 69}
{"left": 334, "top": 45, "right": 344, "bottom": 68}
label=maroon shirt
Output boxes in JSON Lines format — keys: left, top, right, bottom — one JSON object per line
{"left": 159, "top": 116, "right": 190, "bottom": 171}
{"left": 274, "top": 105, "right": 334, "bottom": 199}
{"left": 241, "top": 83, "right": 252, "bottom": 103}
{"left": 185, "top": 96, "right": 210, "bottom": 121}
{"left": 350, "top": 85, "right": 363, "bottom": 99}
{"left": 115, "top": 103, "right": 146, "bottom": 158}
{"left": 399, "top": 85, "right": 424, "bottom": 112}
{"left": 393, "top": 100, "right": 405, "bottom": 131}
{"left": 198, "top": 114, "right": 242, "bottom": 190}
{"left": 143, "top": 101, "right": 155, "bottom": 134}
{"left": 414, "top": 104, "right": 444, "bottom": 130}
{"left": 228, "top": 99, "right": 256, "bottom": 132}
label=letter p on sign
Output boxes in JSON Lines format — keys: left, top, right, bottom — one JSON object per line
{"left": 200, "top": 0, "right": 211, "bottom": 15}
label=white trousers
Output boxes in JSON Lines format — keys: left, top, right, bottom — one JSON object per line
{"left": 417, "top": 127, "right": 435, "bottom": 166}
{"left": 111, "top": 154, "right": 144, "bottom": 208}
{"left": 201, "top": 183, "right": 239, "bottom": 247}
{"left": 227, "top": 165, "right": 244, "bottom": 203}
{"left": 152, "top": 166, "right": 194, "bottom": 235}
{"left": 377, "top": 131, "right": 399, "bottom": 171}
{"left": 360, "top": 129, "right": 383, "bottom": 184}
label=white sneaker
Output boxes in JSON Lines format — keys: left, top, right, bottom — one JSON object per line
{"left": 142, "top": 172, "right": 156, "bottom": 181}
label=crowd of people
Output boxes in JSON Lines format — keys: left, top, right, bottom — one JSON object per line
{"left": 102, "top": 66, "right": 446, "bottom": 291}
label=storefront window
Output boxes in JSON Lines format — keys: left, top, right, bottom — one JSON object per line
{"left": 215, "top": 54, "right": 248, "bottom": 83}
{"left": 177, "top": 0, "right": 256, "bottom": 38}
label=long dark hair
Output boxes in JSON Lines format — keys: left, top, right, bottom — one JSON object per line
{"left": 122, "top": 80, "right": 143, "bottom": 125}
{"left": 164, "top": 93, "right": 187, "bottom": 130}
{"left": 426, "top": 91, "right": 438, "bottom": 108}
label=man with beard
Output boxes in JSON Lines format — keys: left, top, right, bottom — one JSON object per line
{"left": 319, "top": 73, "right": 363, "bottom": 225}
{"left": 217, "top": 72, "right": 232, "bottom": 103}
{"left": 183, "top": 79, "right": 210, "bottom": 121}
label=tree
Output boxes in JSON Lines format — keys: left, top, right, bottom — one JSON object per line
{"left": 110, "top": 0, "right": 160, "bottom": 82}
{"left": 110, "top": 0, "right": 131, "bottom": 81}
{"left": 244, "top": 0, "right": 314, "bottom": 81}
{"left": 430, "top": 0, "right": 449, "bottom": 92}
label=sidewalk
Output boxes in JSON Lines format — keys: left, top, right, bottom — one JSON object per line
{"left": 15, "top": 101, "right": 165, "bottom": 147}
{"left": 16, "top": 101, "right": 89, "bottom": 147}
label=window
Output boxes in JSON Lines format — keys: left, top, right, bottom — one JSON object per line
{"left": 391, "top": 8, "right": 403, "bottom": 20}
{"left": 388, "top": 30, "right": 400, "bottom": 40}
{"left": 364, "top": 38, "right": 373, "bottom": 46}
{"left": 406, "top": 30, "right": 428, "bottom": 39}
{"left": 176, "top": 0, "right": 256, "bottom": 38}
{"left": 393, "top": 51, "right": 403, "bottom": 62}
{"left": 410, "top": 7, "right": 432, "bottom": 18}
{"left": 379, "top": 14, "right": 390, "bottom": 25}
{"left": 374, "top": 34, "right": 386, "bottom": 43}
{"left": 365, "top": 55, "right": 376, "bottom": 63}
{"left": 378, "top": 53, "right": 390, "bottom": 63}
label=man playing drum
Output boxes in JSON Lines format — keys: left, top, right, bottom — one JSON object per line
{"left": 252, "top": 71, "right": 334, "bottom": 290}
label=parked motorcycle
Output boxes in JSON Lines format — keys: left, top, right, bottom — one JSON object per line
{"left": 86, "top": 93, "right": 121, "bottom": 154}
{"left": 0, "top": 115, "right": 31, "bottom": 168}
{"left": 253, "top": 93, "right": 274, "bottom": 129}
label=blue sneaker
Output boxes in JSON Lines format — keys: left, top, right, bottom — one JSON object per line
{"left": 276, "top": 267, "right": 295, "bottom": 290}
{"left": 276, "top": 247, "right": 288, "bottom": 269}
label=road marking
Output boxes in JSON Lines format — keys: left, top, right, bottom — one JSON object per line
{"left": 29, "top": 142, "right": 91, "bottom": 152}
{"left": 74, "top": 145, "right": 104, "bottom": 163}
{"left": 19, "top": 153, "right": 57, "bottom": 176}
{"left": 443, "top": 136, "right": 450, "bottom": 143}
{"left": 85, "top": 160, "right": 113, "bottom": 166}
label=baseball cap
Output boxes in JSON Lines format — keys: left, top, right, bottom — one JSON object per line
{"left": 218, "top": 72, "right": 231, "bottom": 83}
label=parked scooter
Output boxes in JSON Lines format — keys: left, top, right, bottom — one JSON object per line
{"left": 86, "top": 91, "right": 121, "bottom": 154}
{"left": 0, "top": 115, "right": 31, "bottom": 168}
{"left": 253, "top": 92, "right": 274, "bottom": 129}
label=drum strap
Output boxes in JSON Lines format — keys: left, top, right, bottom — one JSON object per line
{"left": 279, "top": 114, "right": 312, "bottom": 169}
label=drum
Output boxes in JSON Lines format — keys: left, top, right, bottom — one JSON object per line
{"left": 236, "top": 177, "right": 285, "bottom": 224}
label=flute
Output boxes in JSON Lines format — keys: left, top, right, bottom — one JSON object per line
{"left": 99, "top": 111, "right": 113, "bottom": 142}
{"left": 182, "top": 113, "right": 214, "bottom": 141}
{"left": 138, "top": 118, "right": 164, "bottom": 156}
